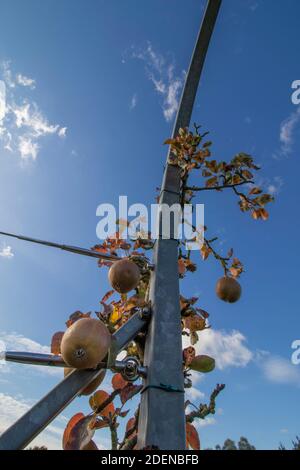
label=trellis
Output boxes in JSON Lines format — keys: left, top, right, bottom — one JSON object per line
{"left": 0, "top": 0, "right": 222, "bottom": 450}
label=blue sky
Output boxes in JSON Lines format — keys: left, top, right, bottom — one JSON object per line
{"left": 0, "top": 0, "right": 300, "bottom": 450}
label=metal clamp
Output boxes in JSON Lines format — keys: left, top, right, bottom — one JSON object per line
{"left": 113, "top": 356, "right": 147, "bottom": 382}
{"left": 138, "top": 305, "right": 152, "bottom": 321}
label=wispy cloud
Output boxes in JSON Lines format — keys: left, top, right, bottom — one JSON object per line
{"left": 0, "top": 245, "right": 14, "bottom": 259}
{"left": 16, "top": 73, "right": 36, "bottom": 89}
{"left": 274, "top": 106, "right": 300, "bottom": 158}
{"left": 249, "top": 2, "right": 259, "bottom": 12}
{"left": 257, "top": 352, "right": 300, "bottom": 387}
{"left": 0, "top": 61, "right": 67, "bottom": 161}
{"left": 129, "top": 93, "right": 138, "bottom": 110}
{"left": 280, "top": 428, "right": 289, "bottom": 434}
{"left": 267, "top": 176, "right": 284, "bottom": 196}
{"left": 130, "top": 42, "right": 184, "bottom": 122}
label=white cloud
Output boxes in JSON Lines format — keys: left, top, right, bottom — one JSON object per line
{"left": 58, "top": 126, "right": 67, "bottom": 138}
{"left": 2, "top": 61, "right": 16, "bottom": 88}
{"left": 129, "top": 93, "right": 138, "bottom": 110}
{"left": 13, "top": 102, "right": 60, "bottom": 137}
{"left": 16, "top": 74, "right": 36, "bottom": 89}
{"left": 197, "top": 416, "right": 216, "bottom": 428}
{"left": 275, "top": 106, "right": 300, "bottom": 158}
{"left": 18, "top": 136, "right": 39, "bottom": 160}
{"left": 0, "top": 80, "right": 6, "bottom": 122}
{"left": 0, "top": 331, "right": 62, "bottom": 377}
{"left": 183, "top": 329, "right": 253, "bottom": 370}
{"left": 0, "top": 61, "right": 67, "bottom": 161}
{"left": 0, "top": 392, "right": 66, "bottom": 449}
{"left": 131, "top": 42, "right": 184, "bottom": 122}
{"left": 0, "top": 245, "right": 14, "bottom": 259}
{"left": 257, "top": 353, "right": 300, "bottom": 387}
{"left": 280, "top": 428, "right": 289, "bottom": 434}
{"left": 186, "top": 386, "right": 205, "bottom": 402}
{"left": 267, "top": 176, "right": 284, "bottom": 195}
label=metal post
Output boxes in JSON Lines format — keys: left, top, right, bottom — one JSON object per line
{"left": 138, "top": 0, "right": 222, "bottom": 450}
{"left": 0, "top": 311, "right": 148, "bottom": 450}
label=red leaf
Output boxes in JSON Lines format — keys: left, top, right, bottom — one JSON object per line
{"left": 101, "top": 290, "right": 115, "bottom": 304}
{"left": 89, "top": 390, "right": 115, "bottom": 418}
{"left": 66, "top": 311, "right": 91, "bottom": 328}
{"left": 63, "top": 415, "right": 96, "bottom": 450}
{"left": 120, "top": 384, "right": 143, "bottom": 405}
{"left": 62, "top": 413, "right": 84, "bottom": 450}
{"left": 112, "top": 373, "right": 128, "bottom": 391}
{"left": 50, "top": 331, "right": 64, "bottom": 355}
{"left": 178, "top": 258, "right": 186, "bottom": 275}
{"left": 183, "top": 346, "right": 196, "bottom": 367}
{"left": 186, "top": 423, "right": 200, "bottom": 450}
{"left": 126, "top": 417, "right": 136, "bottom": 433}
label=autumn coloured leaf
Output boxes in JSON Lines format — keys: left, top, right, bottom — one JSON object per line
{"left": 120, "top": 384, "right": 143, "bottom": 405}
{"left": 117, "top": 409, "right": 130, "bottom": 418}
{"left": 110, "top": 306, "right": 122, "bottom": 325}
{"left": 89, "top": 390, "right": 115, "bottom": 418}
{"left": 260, "top": 208, "right": 269, "bottom": 221}
{"left": 66, "top": 311, "right": 91, "bottom": 328}
{"left": 50, "top": 331, "right": 64, "bottom": 355}
{"left": 249, "top": 186, "right": 262, "bottom": 195}
{"left": 178, "top": 258, "right": 186, "bottom": 275}
{"left": 82, "top": 440, "right": 98, "bottom": 451}
{"left": 183, "top": 346, "right": 196, "bottom": 367}
{"left": 112, "top": 373, "right": 128, "bottom": 391}
{"left": 206, "top": 176, "right": 218, "bottom": 188}
{"left": 186, "top": 423, "right": 200, "bottom": 450}
{"left": 101, "top": 290, "right": 115, "bottom": 304}
{"left": 63, "top": 413, "right": 96, "bottom": 450}
{"left": 200, "top": 244, "right": 211, "bottom": 261}
{"left": 196, "top": 308, "right": 209, "bottom": 319}
{"left": 185, "top": 258, "right": 197, "bottom": 272}
{"left": 126, "top": 417, "right": 136, "bottom": 434}
{"left": 184, "top": 315, "right": 206, "bottom": 333}
{"left": 63, "top": 413, "right": 85, "bottom": 450}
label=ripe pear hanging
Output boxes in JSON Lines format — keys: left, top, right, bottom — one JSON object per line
{"left": 216, "top": 276, "right": 241, "bottom": 303}
{"left": 61, "top": 318, "right": 111, "bottom": 369}
{"left": 108, "top": 259, "right": 140, "bottom": 294}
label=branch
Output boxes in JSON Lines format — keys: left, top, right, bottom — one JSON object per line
{"left": 118, "top": 406, "right": 140, "bottom": 450}
{"left": 185, "top": 180, "right": 254, "bottom": 192}
{"left": 94, "top": 389, "right": 120, "bottom": 415}
{"left": 109, "top": 422, "right": 118, "bottom": 450}
{"left": 186, "top": 384, "right": 225, "bottom": 423}
{"left": 121, "top": 434, "right": 137, "bottom": 450}
{"left": 204, "top": 238, "right": 230, "bottom": 275}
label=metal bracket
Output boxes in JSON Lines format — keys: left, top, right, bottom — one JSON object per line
{"left": 112, "top": 356, "right": 147, "bottom": 382}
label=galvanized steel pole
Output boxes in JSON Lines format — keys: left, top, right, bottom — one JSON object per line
{"left": 137, "top": 0, "right": 222, "bottom": 450}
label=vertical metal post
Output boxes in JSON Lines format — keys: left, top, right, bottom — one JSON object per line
{"left": 138, "top": 0, "right": 222, "bottom": 450}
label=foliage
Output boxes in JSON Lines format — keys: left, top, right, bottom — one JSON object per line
{"left": 50, "top": 126, "right": 273, "bottom": 450}
{"left": 209, "top": 436, "right": 256, "bottom": 450}
{"left": 279, "top": 436, "right": 300, "bottom": 450}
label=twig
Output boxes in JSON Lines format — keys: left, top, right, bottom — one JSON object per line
{"left": 186, "top": 384, "right": 225, "bottom": 423}
{"left": 121, "top": 435, "right": 138, "bottom": 450}
{"left": 109, "top": 423, "right": 118, "bottom": 450}
{"left": 185, "top": 180, "right": 254, "bottom": 192}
